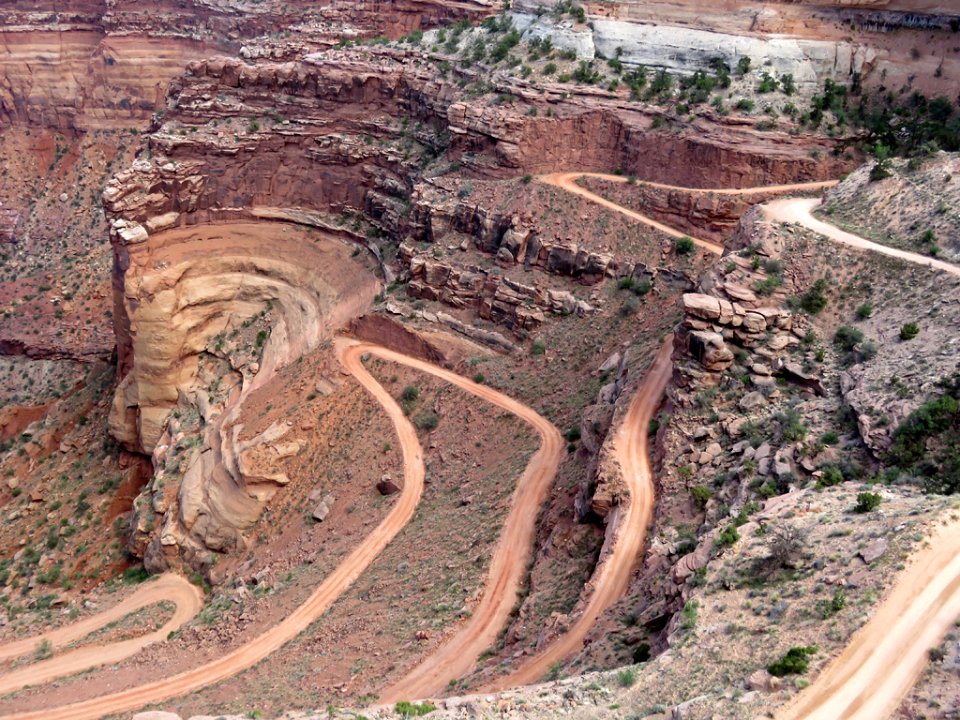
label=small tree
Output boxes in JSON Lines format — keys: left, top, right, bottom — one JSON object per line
{"left": 870, "top": 143, "right": 893, "bottom": 182}
{"left": 854, "top": 491, "right": 882, "bottom": 513}
{"left": 766, "top": 524, "right": 806, "bottom": 569}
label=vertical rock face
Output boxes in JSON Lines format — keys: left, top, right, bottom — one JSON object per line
{"left": 0, "top": 0, "right": 493, "bottom": 130}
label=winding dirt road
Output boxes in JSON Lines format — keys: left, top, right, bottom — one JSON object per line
{"left": 379, "top": 350, "right": 564, "bottom": 702}
{"left": 541, "top": 172, "right": 725, "bottom": 255}
{"left": 544, "top": 171, "right": 960, "bottom": 720}
{"left": 9, "top": 169, "right": 960, "bottom": 719}
{"left": 482, "top": 339, "right": 673, "bottom": 691}
{"left": 763, "top": 197, "right": 960, "bottom": 278}
{"left": 0, "top": 574, "right": 201, "bottom": 694}
{"left": 0, "top": 341, "right": 427, "bottom": 720}
{"left": 541, "top": 173, "right": 837, "bottom": 257}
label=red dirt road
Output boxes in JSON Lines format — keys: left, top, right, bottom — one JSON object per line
{"left": 0, "top": 341, "right": 427, "bottom": 720}
{"left": 546, "top": 170, "right": 960, "bottom": 720}
{"left": 0, "top": 574, "right": 201, "bottom": 694}
{"left": 482, "top": 339, "right": 673, "bottom": 691}
{"left": 378, "top": 349, "right": 564, "bottom": 701}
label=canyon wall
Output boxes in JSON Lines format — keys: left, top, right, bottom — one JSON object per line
{"left": 0, "top": 0, "right": 493, "bottom": 131}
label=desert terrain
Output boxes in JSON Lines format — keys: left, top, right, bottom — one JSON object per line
{"left": 0, "top": 1, "right": 959, "bottom": 719}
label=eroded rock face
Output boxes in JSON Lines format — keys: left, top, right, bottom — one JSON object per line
{"left": 110, "top": 221, "right": 378, "bottom": 573}
{"left": 0, "top": 1, "right": 492, "bottom": 130}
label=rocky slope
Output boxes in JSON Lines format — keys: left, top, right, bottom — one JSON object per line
{"left": 2, "top": 0, "right": 960, "bottom": 716}
{"left": 820, "top": 151, "right": 960, "bottom": 262}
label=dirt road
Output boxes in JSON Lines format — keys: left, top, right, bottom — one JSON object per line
{"left": 482, "top": 339, "right": 673, "bottom": 690}
{"left": 540, "top": 172, "right": 725, "bottom": 255}
{"left": 3, "top": 340, "right": 563, "bottom": 718}
{"left": 379, "top": 349, "right": 563, "bottom": 701}
{"left": 0, "top": 341, "right": 427, "bottom": 720}
{"left": 777, "top": 517, "right": 960, "bottom": 720}
{"left": 545, "top": 171, "right": 960, "bottom": 720}
{"left": 0, "top": 574, "right": 201, "bottom": 694}
{"left": 763, "top": 197, "right": 960, "bottom": 278}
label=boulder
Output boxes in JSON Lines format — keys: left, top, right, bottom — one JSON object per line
{"left": 311, "top": 494, "right": 335, "bottom": 522}
{"left": 746, "top": 668, "right": 782, "bottom": 692}
{"left": 682, "top": 293, "right": 721, "bottom": 321}
{"left": 739, "top": 391, "right": 767, "bottom": 411}
{"left": 860, "top": 538, "right": 888, "bottom": 564}
{"left": 377, "top": 475, "right": 401, "bottom": 495}
{"left": 687, "top": 331, "right": 734, "bottom": 372}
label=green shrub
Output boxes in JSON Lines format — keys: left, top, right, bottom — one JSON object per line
{"left": 900, "top": 322, "right": 920, "bottom": 341}
{"left": 816, "top": 588, "right": 846, "bottom": 619}
{"left": 855, "top": 303, "right": 873, "bottom": 319}
{"left": 414, "top": 412, "right": 440, "bottom": 431}
{"left": 886, "top": 372, "right": 960, "bottom": 493}
{"left": 690, "top": 484, "right": 713, "bottom": 509}
{"left": 680, "top": 599, "right": 699, "bottom": 629}
{"left": 800, "top": 279, "right": 829, "bottom": 314}
{"left": 833, "top": 326, "right": 864, "bottom": 351}
{"left": 754, "top": 275, "right": 783, "bottom": 296}
{"left": 617, "top": 667, "right": 638, "bottom": 687}
{"left": 634, "top": 279, "right": 653, "bottom": 295}
{"left": 123, "top": 564, "right": 150, "bottom": 584}
{"left": 401, "top": 385, "right": 420, "bottom": 402}
{"left": 768, "top": 646, "right": 817, "bottom": 676}
{"left": 816, "top": 464, "right": 844, "bottom": 488}
{"left": 675, "top": 236, "right": 695, "bottom": 255}
{"left": 395, "top": 701, "right": 437, "bottom": 717}
{"left": 716, "top": 525, "right": 740, "bottom": 548}
{"left": 854, "top": 491, "right": 882, "bottom": 513}
{"left": 820, "top": 430, "right": 839, "bottom": 445}
{"left": 531, "top": 339, "right": 546, "bottom": 356}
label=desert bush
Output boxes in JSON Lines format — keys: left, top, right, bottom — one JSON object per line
{"left": 680, "top": 599, "right": 699, "bottom": 629}
{"left": 617, "top": 668, "right": 638, "bottom": 687}
{"left": 816, "top": 588, "right": 846, "bottom": 619}
{"left": 900, "top": 322, "right": 920, "bottom": 341}
{"left": 766, "top": 524, "right": 807, "bottom": 569}
{"left": 799, "top": 279, "right": 829, "bottom": 314}
{"left": 690, "top": 484, "right": 713, "bottom": 508}
{"left": 395, "top": 701, "right": 437, "bottom": 717}
{"left": 414, "top": 412, "right": 440, "bottom": 431}
{"left": 674, "top": 236, "right": 695, "bottom": 255}
{"left": 716, "top": 524, "right": 740, "bottom": 547}
{"left": 854, "top": 491, "right": 882, "bottom": 513}
{"left": 816, "top": 464, "right": 844, "bottom": 488}
{"left": 886, "top": 372, "right": 960, "bottom": 494}
{"left": 833, "top": 326, "right": 863, "bottom": 351}
{"left": 855, "top": 303, "right": 873, "bottom": 319}
{"left": 768, "top": 646, "right": 817, "bottom": 676}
